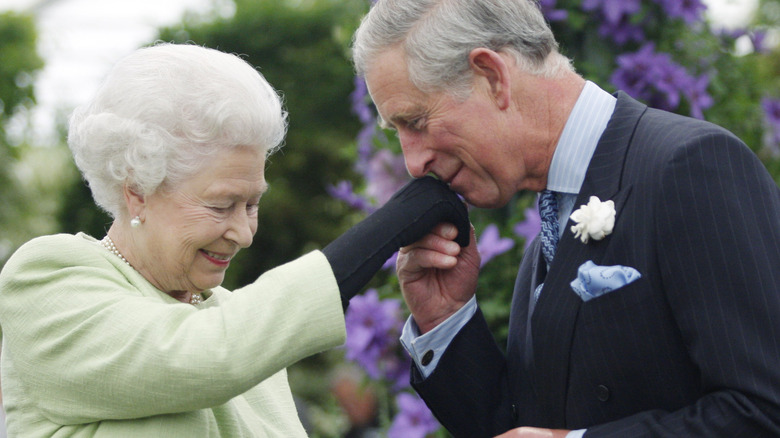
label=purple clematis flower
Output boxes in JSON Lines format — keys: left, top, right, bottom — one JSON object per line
{"left": 382, "top": 251, "right": 399, "bottom": 271}
{"left": 611, "top": 44, "right": 660, "bottom": 97}
{"left": 327, "top": 180, "right": 373, "bottom": 212}
{"left": 514, "top": 205, "right": 541, "bottom": 251}
{"left": 762, "top": 97, "right": 780, "bottom": 155}
{"left": 598, "top": 16, "right": 645, "bottom": 45}
{"left": 763, "top": 98, "right": 780, "bottom": 130}
{"left": 351, "top": 76, "right": 374, "bottom": 125}
{"left": 477, "top": 224, "right": 515, "bottom": 267}
{"left": 539, "top": 0, "right": 568, "bottom": 22}
{"left": 648, "top": 56, "right": 690, "bottom": 110}
{"left": 611, "top": 43, "right": 710, "bottom": 118}
{"left": 383, "top": 351, "right": 412, "bottom": 391}
{"left": 356, "top": 124, "right": 379, "bottom": 173}
{"left": 683, "top": 73, "right": 714, "bottom": 120}
{"left": 388, "top": 393, "right": 440, "bottom": 438}
{"left": 750, "top": 30, "right": 769, "bottom": 53}
{"left": 344, "top": 289, "right": 405, "bottom": 381}
{"left": 718, "top": 27, "right": 747, "bottom": 41}
{"left": 582, "top": 0, "right": 641, "bottom": 25}
{"left": 655, "top": 0, "right": 707, "bottom": 24}
{"left": 365, "top": 149, "right": 410, "bottom": 206}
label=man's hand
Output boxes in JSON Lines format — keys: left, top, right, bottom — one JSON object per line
{"left": 494, "top": 427, "right": 571, "bottom": 438}
{"left": 323, "top": 176, "right": 470, "bottom": 306}
{"left": 396, "top": 222, "right": 481, "bottom": 333}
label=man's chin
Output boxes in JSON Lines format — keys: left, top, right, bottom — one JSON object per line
{"left": 461, "top": 192, "right": 508, "bottom": 209}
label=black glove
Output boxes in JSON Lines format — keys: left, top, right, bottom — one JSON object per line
{"left": 322, "top": 176, "right": 470, "bottom": 309}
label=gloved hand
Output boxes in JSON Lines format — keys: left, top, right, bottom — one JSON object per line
{"left": 322, "top": 176, "right": 470, "bottom": 309}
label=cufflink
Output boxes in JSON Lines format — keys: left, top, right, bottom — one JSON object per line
{"left": 421, "top": 350, "right": 434, "bottom": 366}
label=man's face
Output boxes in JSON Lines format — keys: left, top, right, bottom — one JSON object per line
{"left": 366, "top": 47, "right": 546, "bottom": 208}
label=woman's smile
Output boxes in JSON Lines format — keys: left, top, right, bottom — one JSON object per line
{"left": 200, "top": 249, "right": 233, "bottom": 267}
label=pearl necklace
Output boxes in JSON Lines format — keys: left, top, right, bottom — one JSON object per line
{"left": 100, "top": 235, "right": 129, "bottom": 265}
{"left": 100, "top": 235, "right": 203, "bottom": 305}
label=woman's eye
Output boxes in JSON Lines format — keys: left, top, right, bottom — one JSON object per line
{"left": 210, "top": 205, "right": 231, "bottom": 213}
{"left": 247, "top": 203, "right": 259, "bottom": 214}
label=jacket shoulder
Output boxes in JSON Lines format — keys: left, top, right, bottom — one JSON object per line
{"left": 1, "top": 233, "right": 103, "bottom": 276}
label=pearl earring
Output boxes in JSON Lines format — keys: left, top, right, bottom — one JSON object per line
{"left": 130, "top": 216, "right": 141, "bottom": 228}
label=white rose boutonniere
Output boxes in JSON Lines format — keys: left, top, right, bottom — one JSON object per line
{"left": 570, "top": 196, "right": 616, "bottom": 243}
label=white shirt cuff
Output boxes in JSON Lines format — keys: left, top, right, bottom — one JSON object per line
{"left": 567, "top": 429, "right": 586, "bottom": 438}
{"left": 399, "top": 296, "right": 477, "bottom": 379}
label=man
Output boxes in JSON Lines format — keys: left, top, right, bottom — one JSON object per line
{"left": 351, "top": 0, "right": 780, "bottom": 437}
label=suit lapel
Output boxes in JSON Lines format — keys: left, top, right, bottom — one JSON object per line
{"left": 508, "top": 236, "right": 543, "bottom": 372}
{"left": 528, "top": 92, "right": 647, "bottom": 425}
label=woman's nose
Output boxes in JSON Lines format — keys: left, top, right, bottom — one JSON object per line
{"left": 225, "top": 209, "right": 255, "bottom": 248}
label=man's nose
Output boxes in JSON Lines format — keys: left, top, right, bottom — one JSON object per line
{"left": 399, "top": 132, "right": 434, "bottom": 178}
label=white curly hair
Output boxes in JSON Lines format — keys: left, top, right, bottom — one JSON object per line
{"left": 68, "top": 43, "right": 288, "bottom": 219}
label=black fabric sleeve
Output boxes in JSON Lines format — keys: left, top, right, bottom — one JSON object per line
{"left": 322, "top": 176, "right": 470, "bottom": 309}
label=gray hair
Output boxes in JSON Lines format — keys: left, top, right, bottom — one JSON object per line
{"left": 68, "top": 43, "right": 288, "bottom": 218}
{"left": 352, "top": 0, "right": 573, "bottom": 98}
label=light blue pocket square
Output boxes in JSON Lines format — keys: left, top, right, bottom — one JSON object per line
{"left": 570, "top": 260, "right": 642, "bottom": 302}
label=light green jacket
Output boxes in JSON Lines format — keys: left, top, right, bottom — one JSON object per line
{"left": 0, "top": 233, "right": 346, "bottom": 437}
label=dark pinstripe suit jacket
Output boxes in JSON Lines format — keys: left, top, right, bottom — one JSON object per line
{"left": 412, "top": 92, "right": 780, "bottom": 437}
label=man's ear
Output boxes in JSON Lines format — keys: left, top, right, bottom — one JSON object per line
{"left": 123, "top": 183, "right": 146, "bottom": 220}
{"left": 468, "top": 48, "right": 511, "bottom": 110}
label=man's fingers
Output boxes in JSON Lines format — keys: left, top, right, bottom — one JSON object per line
{"left": 400, "top": 228, "right": 461, "bottom": 254}
{"left": 431, "top": 222, "right": 459, "bottom": 240}
{"left": 398, "top": 246, "right": 459, "bottom": 272}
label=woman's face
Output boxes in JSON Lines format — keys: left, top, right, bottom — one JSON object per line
{"left": 132, "top": 146, "right": 267, "bottom": 295}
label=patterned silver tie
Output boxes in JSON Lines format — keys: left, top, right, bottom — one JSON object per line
{"left": 535, "top": 190, "right": 559, "bottom": 301}
{"left": 539, "top": 189, "right": 560, "bottom": 266}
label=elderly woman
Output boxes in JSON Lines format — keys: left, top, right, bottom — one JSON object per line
{"left": 0, "top": 44, "right": 469, "bottom": 437}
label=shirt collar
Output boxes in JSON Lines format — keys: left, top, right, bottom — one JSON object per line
{"left": 546, "top": 81, "right": 617, "bottom": 195}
